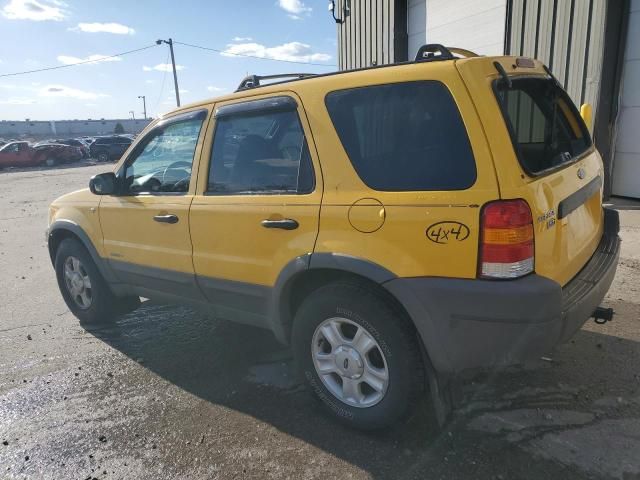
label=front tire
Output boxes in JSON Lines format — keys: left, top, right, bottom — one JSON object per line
{"left": 54, "top": 238, "right": 119, "bottom": 324}
{"left": 292, "top": 281, "right": 425, "bottom": 430}
{"left": 96, "top": 151, "right": 109, "bottom": 162}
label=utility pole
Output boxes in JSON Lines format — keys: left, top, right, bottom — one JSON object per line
{"left": 129, "top": 110, "right": 135, "bottom": 120}
{"left": 138, "top": 95, "right": 147, "bottom": 119}
{"left": 156, "top": 38, "right": 180, "bottom": 107}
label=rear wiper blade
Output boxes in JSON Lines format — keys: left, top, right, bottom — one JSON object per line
{"left": 493, "top": 61, "right": 512, "bottom": 89}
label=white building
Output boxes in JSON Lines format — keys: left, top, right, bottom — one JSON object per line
{"left": 0, "top": 118, "right": 152, "bottom": 141}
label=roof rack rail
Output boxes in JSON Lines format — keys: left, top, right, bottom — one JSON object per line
{"left": 236, "top": 73, "right": 317, "bottom": 92}
{"left": 414, "top": 44, "right": 479, "bottom": 62}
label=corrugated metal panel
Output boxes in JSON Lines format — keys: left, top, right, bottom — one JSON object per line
{"left": 510, "top": 0, "right": 524, "bottom": 55}
{"left": 551, "top": 0, "right": 572, "bottom": 86}
{"left": 583, "top": 0, "right": 606, "bottom": 105}
{"left": 535, "top": 0, "right": 554, "bottom": 64}
{"left": 337, "top": 0, "right": 397, "bottom": 70}
{"left": 506, "top": 0, "right": 607, "bottom": 117}
{"left": 522, "top": 0, "right": 539, "bottom": 55}
{"left": 566, "top": 0, "right": 590, "bottom": 101}
{"left": 381, "top": 0, "right": 389, "bottom": 65}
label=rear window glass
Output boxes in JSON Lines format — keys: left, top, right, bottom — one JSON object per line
{"left": 325, "top": 81, "right": 477, "bottom": 191}
{"left": 495, "top": 77, "right": 592, "bottom": 175}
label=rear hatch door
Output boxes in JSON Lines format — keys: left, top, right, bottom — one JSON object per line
{"left": 457, "top": 57, "right": 603, "bottom": 286}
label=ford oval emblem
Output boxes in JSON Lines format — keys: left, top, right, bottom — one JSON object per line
{"left": 577, "top": 167, "right": 586, "bottom": 179}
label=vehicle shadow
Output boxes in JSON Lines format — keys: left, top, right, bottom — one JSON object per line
{"left": 83, "top": 299, "right": 639, "bottom": 479}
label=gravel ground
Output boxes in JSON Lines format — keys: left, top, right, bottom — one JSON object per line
{"left": 0, "top": 162, "right": 639, "bottom": 480}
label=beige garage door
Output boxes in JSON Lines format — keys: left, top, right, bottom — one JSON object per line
{"left": 612, "top": 0, "right": 640, "bottom": 198}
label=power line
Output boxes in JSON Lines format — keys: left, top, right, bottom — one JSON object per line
{"left": 0, "top": 39, "right": 337, "bottom": 79}
{"left": 174, "top": 41, "right": 337, "bottom": 67}
{"left": 0, "top": 44, "right": 159, "bottom": 78}
{"left": 152, "top": 49, "right": 171, "bottom": 115}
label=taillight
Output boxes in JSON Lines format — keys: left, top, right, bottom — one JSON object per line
{"left": 479, "top": 199, "right": 534, "bottom": 279}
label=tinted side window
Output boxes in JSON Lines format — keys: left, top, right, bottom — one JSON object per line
{"left": 495, "top": 78, "right": 591, "bottom": 175}
{"left": 325, "top": 81, "right": 477, "bottom": 191}
{"left": 208, "top": 107, "right": 314, "bottom": 194}
{"left": 123, "top": 116, "right": 205, "bottom": 194}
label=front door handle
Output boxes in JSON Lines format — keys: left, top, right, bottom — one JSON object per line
{"left": 153, "top": 214, "right": 179, "bottom": 224}
{"left": 261, "top": 218, "right": 299, "bottom": 230}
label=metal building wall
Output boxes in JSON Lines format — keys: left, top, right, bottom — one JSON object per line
{"left": 426, "top": 0, "right": 507, "bottom": 56}
{"left": 506, "top": 0, "right": 607, "bottom": 115}
{"left": 336, "top": 0, "right": 407, "bottom": 70}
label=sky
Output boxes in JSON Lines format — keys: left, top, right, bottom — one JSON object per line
{"left": 0, "top": 0, "right": 337, "bottom": 120}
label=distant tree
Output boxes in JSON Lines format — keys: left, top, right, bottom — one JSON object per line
{"left": 114, "top": 123, "right": 125, "bottom": 134}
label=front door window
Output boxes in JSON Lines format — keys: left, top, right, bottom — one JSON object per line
{"left": 123, "top": 114, "right": 205, "bottom": 194}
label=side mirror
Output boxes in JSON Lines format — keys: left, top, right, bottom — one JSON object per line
{"left": 89, "top": 172, "right": 117, "bottom": 195}
{"left": 580, "top": 103, "right": 593, "bottom": 132}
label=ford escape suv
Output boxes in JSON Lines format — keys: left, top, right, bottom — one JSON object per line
{"left": 48, "top": 45, "right": 620, "bottom": 430}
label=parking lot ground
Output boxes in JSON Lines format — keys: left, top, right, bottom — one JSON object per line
{"left": 1, "top": 163, "right": 639, "bottom": 480}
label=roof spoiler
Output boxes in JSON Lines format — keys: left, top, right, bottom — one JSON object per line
{"left": 414, "top": 44, "right": 479, "bottom": 62}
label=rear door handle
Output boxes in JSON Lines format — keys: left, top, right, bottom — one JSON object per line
{"left": 153, "top": 214, "right": 179, "bottom": 224}
{"left": 261, "top": 218, "right": 299, "bottom": 230}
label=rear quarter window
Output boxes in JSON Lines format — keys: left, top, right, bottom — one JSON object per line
{"left": 325, "top": 81, "right": 477, "bottom": 191}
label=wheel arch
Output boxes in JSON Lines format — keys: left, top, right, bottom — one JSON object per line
{"left": 272, "top": 253, "right": 453, "bottom": 424}
{"left": 272, "top": 253, "right": 405, "bottom": 344}
{"left": 48, "top": 220, "right": 117, "bottom": 283}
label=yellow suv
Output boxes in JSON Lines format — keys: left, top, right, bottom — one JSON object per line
{"left": 48, "top": 45, "right": 620, "bottom": 430}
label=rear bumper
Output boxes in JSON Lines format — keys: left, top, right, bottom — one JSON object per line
{"left": 384, "top": 208, "right": 621, "bottom": 374}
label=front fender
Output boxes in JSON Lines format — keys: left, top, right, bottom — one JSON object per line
{"left": 48, "top": 219, "right": 117, "bottom": 284}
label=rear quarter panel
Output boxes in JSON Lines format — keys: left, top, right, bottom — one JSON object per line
{"left": 294, "top": 62, "right": 500, "bottom": 279}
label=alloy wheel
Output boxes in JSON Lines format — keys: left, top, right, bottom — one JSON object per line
{"left": 63, "top": 256, "right": 92, "bottom": 309}
{"left": 311, "top": 317, "right": 389, "bottom": 408}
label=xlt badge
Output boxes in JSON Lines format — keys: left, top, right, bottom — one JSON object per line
{"left": 537, "top": 209, "right": 556, "bottom": 229}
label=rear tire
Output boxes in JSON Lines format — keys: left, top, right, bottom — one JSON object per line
{"left": 54, "top": 238, "right": 127, "bottom": 324}
{"left": 44, "top": 157, "right": 57, "bottom": 167}
{"left": 292, "top": 281, "right": 425, "bottom": 430}
{"left": 96, "top": 151, "right": 109, "bottom": 162}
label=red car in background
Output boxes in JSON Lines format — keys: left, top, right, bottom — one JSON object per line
{"left": 0, "top": 141, "right": 82, "bottom": 169}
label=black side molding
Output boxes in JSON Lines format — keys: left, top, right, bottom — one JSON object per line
{"left": 557, "top": 176, "right": 602, "bottom": 219}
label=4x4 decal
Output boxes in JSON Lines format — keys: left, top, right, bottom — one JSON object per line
{"left": 426, "top": 221, "right": 470, "bottom": 244}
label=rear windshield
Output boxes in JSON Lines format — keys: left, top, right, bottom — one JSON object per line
{"left": 495, "top": 77, "right": 592, "bottom": 175}
{"left": 325, "top": 81, "right": 477, "bottom": 191}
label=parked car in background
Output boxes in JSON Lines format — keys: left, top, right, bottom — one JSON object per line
{"left": 34, "top": 143, "right": 83, "bottom": 165}
{"left": 56, "top": 138, "right": 90, "bottom": 158}
{"left": 89, "top": 135, "right": 133, "bottom": 162}
{"left": 0, "top": 141, "right": 37, "bottom": 168}
{"left": 0, "top": 141, "right": 82, "bottom": 169}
